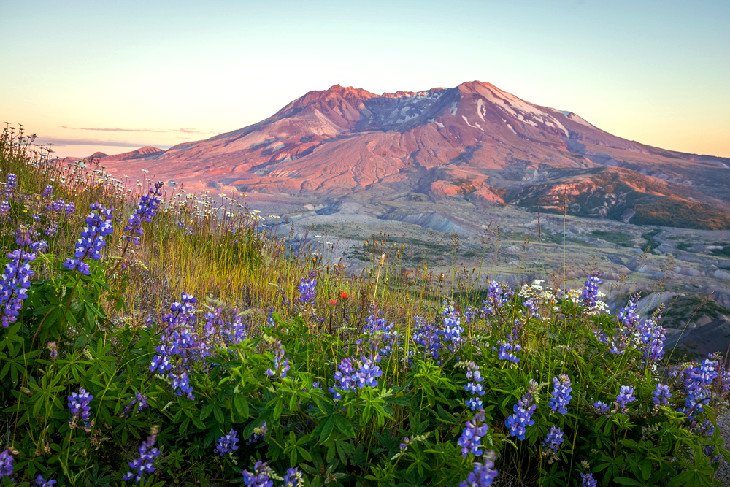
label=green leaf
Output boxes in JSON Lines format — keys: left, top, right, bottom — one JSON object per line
{"left": 319, "top": 417, "right": 335, "bottom": 443}
{"left": 298, "top": 447, "right": 313, "bottom": 462}
{"left": 233, "top": 395, "right": 249, "bottom": 419}
{"left": 200, "top": 403, "right": 213, "bottom": 421}
{"left": 613, "top": 477, "right": 642, "bottom": 485}
{"left": 213, "top": 404, "right": 224, "bottom": 424}
{"left": 333, "top": 415, "right": 355, "bottom": 439}
{"left": 639, "top": 461, "right": 652, "bottom": 481}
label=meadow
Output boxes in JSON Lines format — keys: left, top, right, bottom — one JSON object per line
{"left": 1, "top": 124, "right": 729, "bottom": 486}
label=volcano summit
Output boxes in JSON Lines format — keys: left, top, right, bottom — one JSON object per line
{"left": 94, "top": 81, "right": 729, "bottom": 229}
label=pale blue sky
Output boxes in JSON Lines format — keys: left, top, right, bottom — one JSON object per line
{"left": 1, "top": 0, "right": 728, "bottom": 156}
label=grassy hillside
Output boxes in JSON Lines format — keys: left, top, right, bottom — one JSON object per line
{"left": 1, "top": 125, "right": 729, "bottom": 486}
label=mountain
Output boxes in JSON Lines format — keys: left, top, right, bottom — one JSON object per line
{"left": 89, "top": 146, "right": 164, "bottom": 161}
{"left": 91, "top": 81, "right": 730, "bottom": 229}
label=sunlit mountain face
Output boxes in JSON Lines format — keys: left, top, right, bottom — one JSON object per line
{"left": 90, "top": 81, "right": 730, "bottom": 229}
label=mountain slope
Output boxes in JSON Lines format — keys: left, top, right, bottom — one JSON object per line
{"left": 93, "top": 81, "right": 730, "bottom": 229}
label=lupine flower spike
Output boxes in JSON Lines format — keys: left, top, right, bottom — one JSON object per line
{"left": 64, "top": 202, "right": 113, "bottom": 275}
{"left": 0, "top": 449, "right": 13, "bottom": 479}
{"left": 242, "top": 461, "right": 274, "bottom": 487}
{"left": 1, "top": 246, "right": 38, "bottom": 327}
{"left": 458, "top": 409, "right": 490, "bottom": 457}
{"left": 68, "top": 387, "right": 93, "bottom": 428}
{"left": 549, "top": 374, "right": 572, "bottom": 415}
{"left": 122, "top": 432, "right": 160, "bottom": 483}
{"left": 124, "top": 182, "right": 163, "bottom": 245}
{"left": 35, "top": 474, "right": 57, "bottom": 486}
{"left": 215, "top": 429, "right": 240, "bottom": 455}
{"left": 464, "top": 361, "right": 485, "bottom": 411}
{"left": 505, "top": 381, "right": 537, "bottom": 440}
{"left": 615, "top": 385, "right": 636, "bottom": 411}
{"left": 460, "top": 452, "right": 498, "bottom": 487}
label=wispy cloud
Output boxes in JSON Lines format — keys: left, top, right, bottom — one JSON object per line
{"left": 60, "top": 125, "right": 212, "bottom": 135}
{"left": 37, "top": 136, "right": 171, "bottom": 148}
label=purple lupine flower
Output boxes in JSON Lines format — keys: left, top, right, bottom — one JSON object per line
{"left": 580, "top": 274, "right": 601, "bottom": 309}
{"left": 203, "top": 308, "right": 223, "bottom": 339}
{"left": 149, "top": 345, "right": 172, "bottom": 374}
{"left": 499, "top": 319, "right": 522, "bottom": 363}
{"left": 35, "top": 474, "right": 57, "bottom": 486}
{"left": 637, "top": 318, "right": 665, "bottom": 364}
{"left": 524, "top": 298, "right": 539, "bottom": 318}
{"left": 580, "top": 472, "right": 597, "bottom": 487}
{"left": 364, "top": 314, "right": 398, "bottom": 357}
{"left": 242, "top": 461, "right": 274, "bottom": 487}
{"left": 248, "top": 423, "right": 267, "bottom": 444}
{"left": 442, "top": 304, "right": 463, "bottom": 349}
{"left": 653, "top": 383, "right": 672, "bottom": 406}
{"left": 225, "top": 314, "right": 247, "bottom": 345}
{"left": 149, "top": 293, "right": 207, "bottom": 399}
{"left": 15, "top": 227, "right": 44, "bottom": 250}
{"left": 0, "top": 200, "right": 9, "bottom": 218}
{"left": 1, "top": 247, "right": 38, "bottom": 327}
{"left": 170, "top": 372, "right": 194, "bottom": 399}
{"left": 399, "top": 437, "right": 410, "bottom": 451}
{"left": 122, "top": 433, "right": 160, "bottom": 483}
{"left": 615, "top": 385, "right": 636, "bottom": 411}
{"left": 498, "top": 342, "right": 521, "bottom": 363}
{"left": 215, "top": 429, "right": 239, "bottom": 455}
{"left": 283, "top": 467, "right": 304, "bottom": 487}
{"left": 331, "top": 355, "right": 382, "bottom": 399}
{"left": 44, "top": 221, "right": 59, "bottom": 237}
{"left": 549, "top": 375, "right": 572, "bottom": 415}
{"left": 48, "top": 199, "right": 65, "bottom": 212}
{"left": 482, "top": 280, "right": 506, "bottom": 316}
{"left": 4, "top": 173, "right": 17, "bottom": 198}
{"left": 593, "top": 329, "right": 609, "bottom": 345}
{"left": 682, "top": 357, "right": 719, "bottom": 418}
{"left": 694, "top": 418, "right": 715, "bottom": 437}
{"left": 35, "top": 474, "right": 57, "bottom": 487}
{"left": 123, "top": 182, "right": 163, "bottom": 245}
{"left": 0, "top": 449, "right": 12, "bottom": 479}
{"left": 42, "top": 184, "right": 54, "bottom": 198}
{"left": 265, "top": 340, "right": 290, "bottom": 379}
{"left": 458, "top": 409, "right": 489, "bottom": 457}
{"left": 542, "top": 425, "right": 565, "bottom": 455}
{"left": 354, "top": 356, "right": 382, "bottom": 388}
{"left": 505, "top": 384, "right": 537, "bottom": 440}
{"left": 297, "top": 277, "right": 317, "bottom": 304}
{"left": 412, "top": 315, "right": 442, "bottom": 360}
{"left": 618, "top": 299, "right": 639, "bottom": 329}
{"left": 123, "top": 393, "right": 149, "bottom": 416}
{"left": 330, "top": 357, "right": 356, "bottom": 399}
{"left": 465, "top": 361, "right": 485, "bottom": 411}
{"left": 68, "top": 387, "right": 93, "bottom": 428}
{"left": 464, "top": 307, "right": 476, "bottom": 324}
{"left": 460, "top": 454, "right": 498, "bottom": 487}
{"left": 46, "top": 341, "right": 58, "bottom": 360}
{"left": 63, "top": 202, "right": 113, "bottom": 275}
{"left": 593, "top": 401, "right": 610, "bottom": 414}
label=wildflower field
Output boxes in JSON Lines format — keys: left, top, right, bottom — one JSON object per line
{"left": 1, "top": 125, "right": 729, "bottom": 486}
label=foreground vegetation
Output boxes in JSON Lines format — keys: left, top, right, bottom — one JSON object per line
{"left": 1, "top": 125, "right": 729, "bottom": 486}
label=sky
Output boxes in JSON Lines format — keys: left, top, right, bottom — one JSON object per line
{"left": 1, "top": 0, "right": 728, "bottom": 157}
